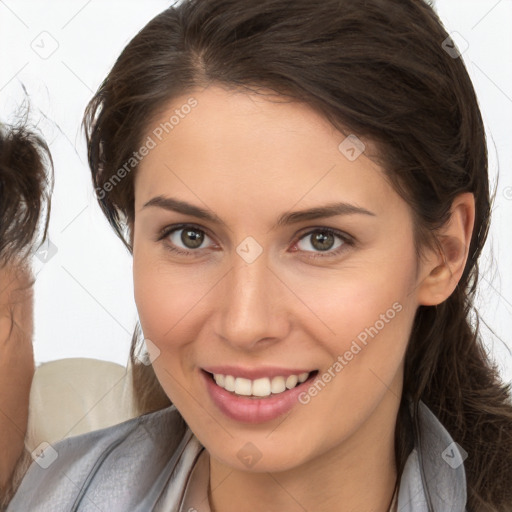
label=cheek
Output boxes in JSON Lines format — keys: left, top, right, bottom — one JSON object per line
{"left": 134, "top": 263, "right": 179, "bottom": 342}
{"left": 293, "top": 252, "right": 418, "bottom": 392}
{"left": 133, "top": 251, "right": 212, "bottom": 349}
{"left": 133, "top": 244, "right": 169, "bottom": 340}
{"left": 133, "top": 259, "right": 197, "bottom": 401}
{"left": 292, "top": 256, "right": 416, "bottom": 341}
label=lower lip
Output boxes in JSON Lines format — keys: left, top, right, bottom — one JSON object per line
{"left": 201, "top": 369, "right": 317, "bottom": 423}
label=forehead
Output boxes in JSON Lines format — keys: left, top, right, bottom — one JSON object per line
{"left": 134, "top": 85, "right": 399, "bottom": 219}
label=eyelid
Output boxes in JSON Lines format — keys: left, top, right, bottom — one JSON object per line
{"left": 157, "top": 223, "right": 215, "bottom": 242}
{"left": 294, "top": 225, "right": 354, "bottom": 244}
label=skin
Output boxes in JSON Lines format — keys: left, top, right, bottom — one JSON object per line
{"left": 0, "top": 261, "right": 34, "bottom": 492}
{"left": 132, "top": 85, "right": 474, "bottom": 512}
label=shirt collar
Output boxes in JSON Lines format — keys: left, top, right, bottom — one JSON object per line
{"left": 397, "top": 399, "right": 467, "bottom": 511}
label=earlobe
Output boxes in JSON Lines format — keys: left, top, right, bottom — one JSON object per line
{"left": 417, "top": 192, "right": 475, "bottom": 306}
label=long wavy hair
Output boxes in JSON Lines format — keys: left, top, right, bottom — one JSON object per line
{"left": 83, "top": 0, "right": 512, "bottom": 509}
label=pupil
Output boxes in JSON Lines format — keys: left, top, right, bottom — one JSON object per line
{"left": 312, "top": 232, "right": 334, "bottom": 251}
{"left": 182, "top": 229, "right": 204, "bottom": 249}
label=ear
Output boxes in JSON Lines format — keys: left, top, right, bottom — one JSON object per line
{"left": 417, "top": 192, "right": 475, "bottom": 306}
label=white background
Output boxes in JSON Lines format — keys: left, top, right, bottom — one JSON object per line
{"left": 1, "top": 0, "right": 511, "bottom": 383}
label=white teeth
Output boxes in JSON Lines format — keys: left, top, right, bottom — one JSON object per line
{"left": 212, "top": 371, "right": 312, "bottom": 397}
{"left": 252, "top": 378, "right": 271, "bottom": 397}
{"left": 298, "top": 372, "right": 309, "bottom": 383}
{"left": 235, "top": 377, "right": 252, "bottom": 396}
{"left": 224, "top": 375, "right": 236, "bottom": 392}
{"left": 285, "top": 375, "right": 298, "bottom": 389}
{"left": 270, "top": 376, "right": 286, "bottom": 394}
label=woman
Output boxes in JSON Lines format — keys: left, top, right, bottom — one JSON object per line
{"left": 7, "top": 0, "right": 512, "bottom": 510}
{"left": 0, "top": 120, "right": 52, "bottom": 506}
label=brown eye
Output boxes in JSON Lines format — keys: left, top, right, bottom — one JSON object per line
{"left": 296, "top": 229, "right": 346, "bottom": 254}
{"left": 311, "top": 231, "right": 336, "bottom": 251}
{"left": 159, "top": 224, "right": 215, "bottom": 255}
{"left": 295, "top": 228, "right": 355, "bottom": 258}
{"left": 180, "top": 228, "right": 205, "bottom": 249}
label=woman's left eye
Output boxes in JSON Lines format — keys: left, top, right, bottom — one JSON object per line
{"left": 293, "top": 228, "right": 352, "bottom": 258}
{"left": 158, "top": 224, "right": 352, "bottom": 259}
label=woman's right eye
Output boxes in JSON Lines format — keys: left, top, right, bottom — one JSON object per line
{"left": 158, "top": 224, "right": 215, "bottom": 256}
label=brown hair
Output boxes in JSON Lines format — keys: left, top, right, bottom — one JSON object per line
{"left": 83, "top": 0, "right": 512, "bottom": 509}
{"left": 0, "top": 117, "right": 53, "bottom": 267}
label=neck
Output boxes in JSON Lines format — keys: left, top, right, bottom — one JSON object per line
{"left": 208, "top": 390, "right": 400, "bottom": 512}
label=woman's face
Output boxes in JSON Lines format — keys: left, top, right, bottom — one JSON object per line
{"left": 132, "top": 85, "right": 427, "bottom": 472}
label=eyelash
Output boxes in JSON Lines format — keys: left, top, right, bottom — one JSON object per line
{"left": 157, "top": 223, "right": 354, "bottom": 259}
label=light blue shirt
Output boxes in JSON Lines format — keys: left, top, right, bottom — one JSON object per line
{"left": 7, "top": 400, "right": 467, "bottom": 511}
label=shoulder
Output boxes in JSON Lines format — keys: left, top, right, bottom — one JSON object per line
{"left": 7, "top": 405, "right": 194, "bottom": 511}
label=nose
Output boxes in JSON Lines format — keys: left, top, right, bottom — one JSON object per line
{"left": 215, "top": 250, "right": 290, "bottom": 352}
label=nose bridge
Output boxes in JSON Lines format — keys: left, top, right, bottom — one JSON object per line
{"left": 215, "top": 249, "right": 288, "bottom": 349}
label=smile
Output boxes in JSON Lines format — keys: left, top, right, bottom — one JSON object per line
{"left": 212, "top": 372, "right": 311, "bottom": 397}
{"left": 201, "top": 368, "right": 319, "bottom": 423}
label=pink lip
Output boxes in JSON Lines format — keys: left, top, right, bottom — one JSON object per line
{"left": 201, "top": 369, "right": 317, "bottom": 423}
{"left": 202, "top": 365, "right": 314, "bottom": 380}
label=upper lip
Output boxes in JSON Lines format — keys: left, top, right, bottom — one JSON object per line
{"left": 202, "top": 366, "right": 315, "bottom": 380}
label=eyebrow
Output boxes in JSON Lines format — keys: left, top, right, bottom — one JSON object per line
{"left": 142, "top": 196, "right": 375, "bottom": 229}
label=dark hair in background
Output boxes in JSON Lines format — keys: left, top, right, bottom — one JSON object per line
{"left": 83, "top": 0, "right": 512, "bottom": 509}
{"left": 0, "top": 115, "right": 52, "bottom": 267}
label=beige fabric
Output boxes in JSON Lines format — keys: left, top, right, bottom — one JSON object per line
{"left": 25, "top": 358, "right": 139, "bottom": 454}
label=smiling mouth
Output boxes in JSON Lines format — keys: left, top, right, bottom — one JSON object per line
{"left": 203, "top": 370, "right": 319, "bottom": 398}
